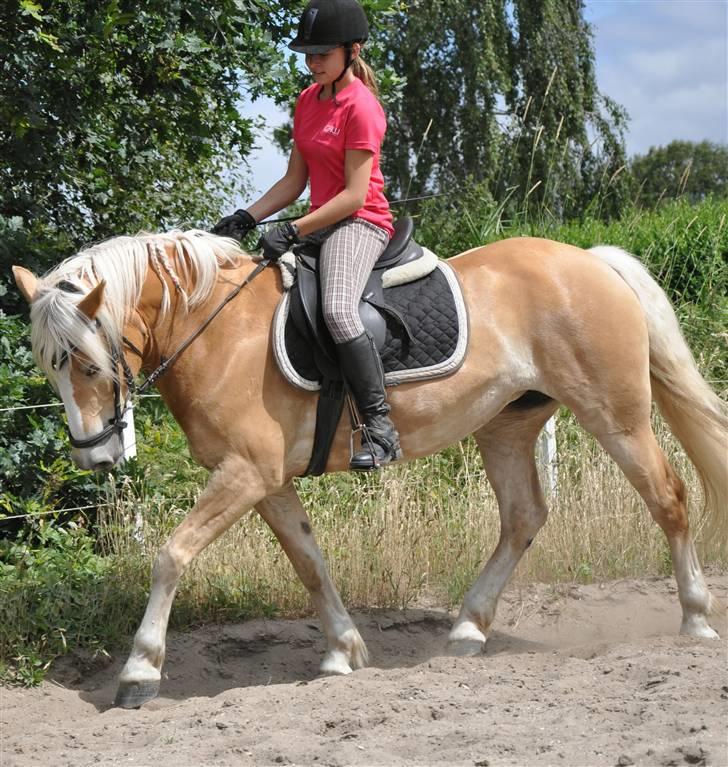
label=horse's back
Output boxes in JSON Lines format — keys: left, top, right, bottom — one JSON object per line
{"left": 447, "top": 237, "right": 652, "bottom": 417}
{"left": 449, "top": 236, "right": 645, "bottom": 325}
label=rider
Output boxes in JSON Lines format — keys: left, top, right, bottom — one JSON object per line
{"left": 213, "top": 0, "right": 400, "bottom": 471}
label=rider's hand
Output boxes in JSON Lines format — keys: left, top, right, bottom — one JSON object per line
{"left": 211, "top": 209, "right": 257, "bottom": 240}
{"left": 260, "top": 222, "right": 299, "bottom": 262}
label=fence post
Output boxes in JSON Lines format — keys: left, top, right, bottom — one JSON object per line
{"left": 121, "top": 401, "right": 137, "bottom": 461}
{"left": 537, "top": 415, "right": 558, "bottom": 495}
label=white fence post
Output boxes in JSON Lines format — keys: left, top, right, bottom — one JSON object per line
{"left": 121, "top": 400, "right": 137, "bottom": 461}
{"left": 537, "top": 415, "right": 558, "bottom": 495}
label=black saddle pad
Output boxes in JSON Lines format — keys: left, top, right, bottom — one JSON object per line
{"left": 274, "top": 262, "right": 468, "bottom": 389}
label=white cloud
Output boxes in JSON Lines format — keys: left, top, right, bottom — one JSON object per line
{"left": 586, "top": 0, "right": 728, "bottom": 155}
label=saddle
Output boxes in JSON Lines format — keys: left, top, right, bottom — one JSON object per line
{"left": 289, "top": 217, "right": 423, "bottom": 380}
{"left": 275, "top": 217, "right": 468, "bottom": 476}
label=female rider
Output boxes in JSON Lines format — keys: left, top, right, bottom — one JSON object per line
{"left": 213, "top": 0, "right": 400, "bottom": 471}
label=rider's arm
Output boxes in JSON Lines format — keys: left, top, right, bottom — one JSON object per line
{"left": 246, "top": 145, "right": 309, "bottom": 223}
{"left": 294, "top": 149, "right": 373, "bottom": 237}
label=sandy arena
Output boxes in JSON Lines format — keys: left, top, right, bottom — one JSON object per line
{"left": 2, "top": 575, "right": 726, "bottom": 767}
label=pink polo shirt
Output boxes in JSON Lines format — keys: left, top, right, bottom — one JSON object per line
{"left": 293, "top": 78, "right": 394, "bottom": 238}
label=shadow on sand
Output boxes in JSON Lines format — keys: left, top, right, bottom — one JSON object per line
{"left": 48, "top": 607, "right": 552, "bottom": 712}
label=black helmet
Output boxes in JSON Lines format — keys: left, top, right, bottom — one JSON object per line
{"left": 289, "top": 0, "right": 369, "bottom": 55}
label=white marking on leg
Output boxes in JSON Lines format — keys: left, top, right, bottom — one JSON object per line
{"left": 118, "top": 458, "right": 267, "bottom": 692}
{"left": 671, "top": 535, "right": 719, "bottom": 639}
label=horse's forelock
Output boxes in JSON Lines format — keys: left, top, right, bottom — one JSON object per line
{"left": 30, "top": 286, "right": 116, "bottom": 384}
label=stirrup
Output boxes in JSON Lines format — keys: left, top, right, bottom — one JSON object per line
{"left": 349, "top": 424, "right": 400, "bottom": 472}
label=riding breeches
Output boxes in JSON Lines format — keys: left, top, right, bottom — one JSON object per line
{"left": 319, "top": 217, "right": 389, "bottom": 344}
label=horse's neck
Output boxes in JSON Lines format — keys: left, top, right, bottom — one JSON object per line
{"left": 137, "top": 259, "right": 279, "bottom": 389}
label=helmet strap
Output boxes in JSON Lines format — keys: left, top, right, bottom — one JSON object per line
{"left": 332, "top": 43, "right": 354, "bottom": 104}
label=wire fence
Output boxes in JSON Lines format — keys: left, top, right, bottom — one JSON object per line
{"left": 0, "top": 504, "right": 102, "bottom": 522}
{"left": 2, "top": 377, "right": 726, "bottom": 522}
{"left": 0, "top": 393, "right": 162, "bottom": 415}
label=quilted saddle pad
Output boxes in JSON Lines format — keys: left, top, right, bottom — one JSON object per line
{"left": 273, "top": 261, "right": 468, "bottom": 391}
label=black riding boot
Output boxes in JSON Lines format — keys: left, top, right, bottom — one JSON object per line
{"left": 336, "top": 331, "right": 402, "bottom": 471}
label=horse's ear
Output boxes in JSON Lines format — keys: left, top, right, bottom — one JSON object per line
{"left": 12, "top": 266, "right": 39, "bottom": 304}
{"left": 77, "top": 280, "right": 106, "bottom": 320}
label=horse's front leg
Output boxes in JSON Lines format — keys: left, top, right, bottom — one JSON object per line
{"left": 115, "top": 456, "right": 268, "bottom": 708}
{"left": 256, "top": 482, "right": 368, "bottom": 675}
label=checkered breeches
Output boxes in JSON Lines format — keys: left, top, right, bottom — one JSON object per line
{"left": 319, "top": 218, "right": 389, "bottom": 344}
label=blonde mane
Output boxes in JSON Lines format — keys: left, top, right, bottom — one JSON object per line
{"left": 30, "top": 229, "right": 246, "bottom": 383}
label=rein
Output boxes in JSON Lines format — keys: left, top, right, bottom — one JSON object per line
{"left": 127, "top": 259, "right": 269, "bottom": 396}
{"left": 67, "top": 259, "right": 270, "bottom": 449}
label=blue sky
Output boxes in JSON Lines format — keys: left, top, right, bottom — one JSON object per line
{"left": 239, "top": 0, "right": 728, "bottom": 196}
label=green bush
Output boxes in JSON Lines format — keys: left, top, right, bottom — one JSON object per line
{"left": 0, "top": 313, "right": 101, "bottom": 533}
{"left": 0, "top": 523, "right": 113, "bottom": 684}
{"left": 0, "top": 215, "right": 77, "bottom": 315}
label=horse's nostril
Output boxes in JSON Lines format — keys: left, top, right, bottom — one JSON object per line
{"left": 93, "top": 460, "right": 115, "bottom": 472}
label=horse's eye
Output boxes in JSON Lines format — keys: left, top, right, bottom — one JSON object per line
{"left": 85, "top": 364, "right": 100, "bottom": 377}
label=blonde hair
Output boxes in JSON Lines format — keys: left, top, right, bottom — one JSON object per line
{"left": 352, "top": 56, "right": 379, "bottom": 98}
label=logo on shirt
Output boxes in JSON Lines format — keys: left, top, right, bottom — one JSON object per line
{"left": 322, "top": 124, "right": 341, "bottom": 136}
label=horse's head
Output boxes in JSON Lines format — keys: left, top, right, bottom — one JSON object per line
{"left": 13, "top": 229, "right": 248, "bottom": 472}
{"left": 13, "top": 265, "right": 130, "bottom": 471}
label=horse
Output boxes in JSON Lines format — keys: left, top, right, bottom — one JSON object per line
{"left": 12, "top": 229, "right": 727, "bottom": 708}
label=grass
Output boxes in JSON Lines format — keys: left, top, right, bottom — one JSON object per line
{"left": 96, "top": 410, "right": 722, "bottom": 626}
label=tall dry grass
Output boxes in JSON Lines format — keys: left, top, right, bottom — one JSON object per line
{"left": 99, "top": 411, "right": 724, "bottom": 625}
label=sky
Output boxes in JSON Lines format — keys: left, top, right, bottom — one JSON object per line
{"left": 239, "top": 0, "right": 728, "bottom": 197}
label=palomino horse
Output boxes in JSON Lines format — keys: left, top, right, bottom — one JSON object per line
{"left": 13, "top": 230, "right": 727, "bottom": 708}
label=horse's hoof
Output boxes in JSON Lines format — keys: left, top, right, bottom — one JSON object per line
{"left": 447, "top": 638, "right": 485, "bottom": 657}
{"left": 680, "top": 621, "right": 720, "bottom": 640}
{"left": 114, "top": 679, "right": 161, "bottom": 709}
{"left": 447, "top": 622, "right": 486, "bottom": 657}
{"left": 319, "top": 651, "right": 353, "bottom": 676}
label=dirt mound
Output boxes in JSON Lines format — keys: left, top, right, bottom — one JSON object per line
{"left": 2, "top": 576, "right": 726, "bottom": 767}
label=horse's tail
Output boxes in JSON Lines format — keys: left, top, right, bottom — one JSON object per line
{"left": 589, "top": 245, "right": 728, "bottom": 550}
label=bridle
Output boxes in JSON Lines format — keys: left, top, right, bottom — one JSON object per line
{"left": 58, "top": 259, "right": 269, "bottom": 449}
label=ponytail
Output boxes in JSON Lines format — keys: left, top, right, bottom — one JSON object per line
{"left": 351, "top": 56, "right": 379, "bottom": 98}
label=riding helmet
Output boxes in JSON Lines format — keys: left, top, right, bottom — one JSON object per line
{"left": 289, "top": 0, "right": 370, "bottom": 54}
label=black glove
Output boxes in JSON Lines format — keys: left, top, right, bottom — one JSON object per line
{"left": 211, "top": 208, "right": 256, "bottom": 240}
{"left": 260, "top": 222, "right": 299, "bottom": 262}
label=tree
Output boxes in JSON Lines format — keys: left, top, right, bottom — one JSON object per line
{"left": 374, "top": 0, "right": 511, "bottom": 199}
{"left": 369, "top": 0, "right": 628, "bottom": 219}
{"left": 630, "top": 141, "right": 728, "bottom": 208}
{"left": 503, "top": 0, "right": 628, "bottom": 219}
{"left": 0, "top": 0, "right": 306, "bottom": 250}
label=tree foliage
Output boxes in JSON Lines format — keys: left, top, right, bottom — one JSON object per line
{"left": 0, "top": 0, "right": 405, "bottom": 274}
{"left": 375, "top": 0, "right": 511, "bottom": 198}
{"left": 630, "top": 140, "right": 728, "bottom": 207}
{"left": 371, "top": 0, "right": 628, "bottom": 219}
{"left": 0, "top": 0, "right": 304, "bottom": 247}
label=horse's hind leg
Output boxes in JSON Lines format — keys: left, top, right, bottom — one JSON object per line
{"left": 448, "top": 403, "right": 556, "bottom": 656}
{"left": 593, "top": 422, "right": 718, "bottom": 639}
{"left": 256, "top": 482, "right": 368, "bottom": 675}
